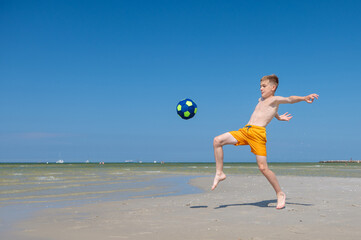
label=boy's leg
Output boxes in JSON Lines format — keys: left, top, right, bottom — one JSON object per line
{"left": 211, "top": 132, "right": 237, "bottom": 190}
{"left": 256, "top": 155, "right": 286, "bottom": 209}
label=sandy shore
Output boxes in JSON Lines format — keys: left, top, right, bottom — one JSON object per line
{"left": 8, "top": 175, "right": 361, "bottom": 240}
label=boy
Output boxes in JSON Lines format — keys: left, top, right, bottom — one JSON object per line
{"left": 211, "top": 74, "right": 319, "bottom": 209}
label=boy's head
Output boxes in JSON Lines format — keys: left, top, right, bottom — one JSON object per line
{"left": 260, "top": 74, "right": 279, "bottom": 98}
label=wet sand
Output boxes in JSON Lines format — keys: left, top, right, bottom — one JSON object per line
{"left": 8, "top": 175, "right": 361, "bottom": 240}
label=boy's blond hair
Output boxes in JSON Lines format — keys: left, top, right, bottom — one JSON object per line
{"left": 261, "top": 74, "right": 279, "bottom": 91}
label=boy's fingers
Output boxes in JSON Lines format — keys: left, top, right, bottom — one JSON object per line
{"left": 310, "top": 94, "right": 318, "bottom": 97}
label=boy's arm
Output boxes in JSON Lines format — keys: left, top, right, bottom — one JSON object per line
{"left": 275, "top": 94, "right": 319, "bottom": 104}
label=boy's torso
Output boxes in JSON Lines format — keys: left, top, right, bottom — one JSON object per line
{"left": 247, "top": 96, "right": 279, "bottom": 127}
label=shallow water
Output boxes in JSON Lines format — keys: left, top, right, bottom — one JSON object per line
{"left": 110, "top": 162, "right": 361, "bottom": 178}
{"left": 1, "top": 162, "right": 360, "bottom": 206}
{"left": 0, "top": 163, "right": 204, "bottom": 206}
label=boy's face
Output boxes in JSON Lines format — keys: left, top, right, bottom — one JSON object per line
{"left": 260, "top": 80, "right": 276, "bottom": 99}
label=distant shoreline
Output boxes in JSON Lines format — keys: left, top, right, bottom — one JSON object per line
{"left": 0, "top": 161, "right": 356, "bottom": 164}
{"left": 319, "top": 160, "right": 361, "bottom": 163}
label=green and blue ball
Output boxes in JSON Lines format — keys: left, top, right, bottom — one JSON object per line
{"left": 176, "top": 98, "right": 197, "bottom": 120}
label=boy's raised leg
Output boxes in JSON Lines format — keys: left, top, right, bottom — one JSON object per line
{"left": 256, "top": 155, "right": 286, "bottom": 209}
{"left": 212, "top": 133, "right": 237, "bottom": 190}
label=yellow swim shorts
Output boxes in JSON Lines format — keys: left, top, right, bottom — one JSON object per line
{"left": 229, "top": 125, "right": 267, "bottom": 156}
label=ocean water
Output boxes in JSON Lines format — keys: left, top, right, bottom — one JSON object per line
{"left": 1, "top": 162, "right": 361, "bottom": 206}
{"left": 108, "top": 162, "right": 361, "bottom": 178}
{"left": 0, "top": 163, "right": 200, "bottom": 206}
{"left": 0, "top": 162, "right": 360, "bottom": 234}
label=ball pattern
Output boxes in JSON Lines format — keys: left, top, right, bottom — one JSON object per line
{"left": 176, "top": 99, "right": 197, "bottom": 120}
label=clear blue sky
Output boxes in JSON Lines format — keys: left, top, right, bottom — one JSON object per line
{"left": 1, "top": 0, "right": 360, "bottom": 162}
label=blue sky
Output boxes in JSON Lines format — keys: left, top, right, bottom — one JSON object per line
{"left": 1, "top": 0, "right": 360, "bottom": 162}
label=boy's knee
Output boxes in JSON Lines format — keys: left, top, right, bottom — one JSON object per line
{"left": 258, "top": 164, "right": 268, "bottom": 173}
{"left": 213, "top": 136, "right": 222, "bottom": 147}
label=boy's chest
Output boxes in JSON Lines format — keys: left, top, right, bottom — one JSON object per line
{"left": 254, "top": 100, "right": 278, "bottom": 113}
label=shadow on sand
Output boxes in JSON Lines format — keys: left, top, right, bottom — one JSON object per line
{"left": 190, "top": 199, "right": 313, "bottom": 209}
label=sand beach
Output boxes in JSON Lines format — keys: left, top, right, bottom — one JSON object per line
{"left": 6, "top": 174, "right": 361, "bottom": 240}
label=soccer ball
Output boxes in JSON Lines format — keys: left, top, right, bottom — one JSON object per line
{"left": 176, "top": 98, "right": 197, "bottom": 120}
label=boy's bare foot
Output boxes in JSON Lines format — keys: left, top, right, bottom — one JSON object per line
{"left": 211, "top": 172, "right": 226, "bottom": 190}
{"left": 276, "top": 192, "right": 286, "bottom": 209}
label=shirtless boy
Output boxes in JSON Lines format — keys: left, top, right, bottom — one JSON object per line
{"left": 211, "top": 74, "right": 319, "bottom": 209}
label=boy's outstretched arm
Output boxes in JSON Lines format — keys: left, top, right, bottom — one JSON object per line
{"left": 275, "top": 94, "right": 319, "bottom": 104}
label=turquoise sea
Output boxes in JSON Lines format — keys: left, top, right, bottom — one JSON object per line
{"left": 1, "top": 162, "right": 361, "bottom": 234}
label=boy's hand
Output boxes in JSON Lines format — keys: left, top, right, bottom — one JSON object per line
{"left": 305, "top": 94, "right": 319, "bottom": 103}
{"left": 278, "top": 112, "right": 293, "bottom": 121}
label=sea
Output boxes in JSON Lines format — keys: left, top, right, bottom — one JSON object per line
{"left": 1, "top": 162, "right": 361, "bottom": 234}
